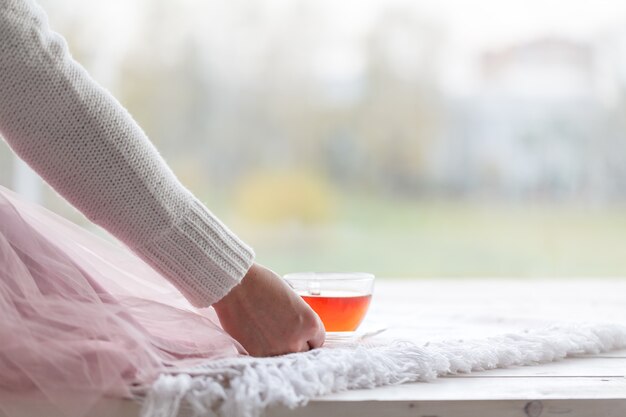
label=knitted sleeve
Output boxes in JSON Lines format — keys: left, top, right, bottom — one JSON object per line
{"left": 0, "top": 0, "right": 255, "bottom": 307}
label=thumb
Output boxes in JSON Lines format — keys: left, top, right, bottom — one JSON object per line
{"left": 308, "top": 317, "right": 326, "bottom": 349}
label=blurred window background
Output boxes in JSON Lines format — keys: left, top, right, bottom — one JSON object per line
{"left": 2, "top": 0, "right": 626, "bottom": 278}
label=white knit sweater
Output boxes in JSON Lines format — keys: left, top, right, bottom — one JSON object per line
{"left": 0, "top": 0, "right": 255, "bottom": 307}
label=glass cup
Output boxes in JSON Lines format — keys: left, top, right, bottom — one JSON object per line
{"left": 283, "top": 272, "right": 375, "bottom": 332}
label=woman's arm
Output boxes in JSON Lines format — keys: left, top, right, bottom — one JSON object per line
{"left": 0, "top": 0, "right": 254, "bottom": 307}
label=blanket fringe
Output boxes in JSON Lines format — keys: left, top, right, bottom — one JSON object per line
{"left": 140, "top": 323, "right": 626, "bottom": 417}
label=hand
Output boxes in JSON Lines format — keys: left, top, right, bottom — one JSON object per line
{"left": 213, "top": 263, "right": 326, "bottom": 357}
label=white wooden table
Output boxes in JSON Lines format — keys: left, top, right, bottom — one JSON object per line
{"left": 266, "top": 279, "right": 626, "bottom": 417}
{"left": 106, "top": 279, "right": 626, "bottom": 417}
{"left": 266, "top": 352, "right": 626, "bottom": 417}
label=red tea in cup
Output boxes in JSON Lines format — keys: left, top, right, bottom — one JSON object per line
{"left": 301, "top": 292, "right": 372, "bottom": 332}
{"left": 284, "top": 272, "right": 375, "bottom": 332}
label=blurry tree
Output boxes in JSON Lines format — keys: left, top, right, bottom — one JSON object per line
{"left": 348, "top": 10, "right": 444, "bottom": 195}
{"left": 235, "top": 170, "right": 336, "bottom": 225}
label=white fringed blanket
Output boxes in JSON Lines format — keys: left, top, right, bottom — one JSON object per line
{"left": 140, "top": 280, "right": 626, "bottom": 417}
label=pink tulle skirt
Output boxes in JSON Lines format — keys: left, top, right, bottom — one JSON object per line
{"left": 0, "top": 186, "right": 243, "bottom": 417}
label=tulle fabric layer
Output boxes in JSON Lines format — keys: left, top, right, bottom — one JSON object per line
{"left": 0, "top": 186, "right": 244, "bottom": 417}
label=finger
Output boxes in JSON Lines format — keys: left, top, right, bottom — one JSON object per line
{"left": 308, "top": 327, "right": 326, "bottom": 350}
{"left": 285, "top": 338, "right": 312, "bottom": 354}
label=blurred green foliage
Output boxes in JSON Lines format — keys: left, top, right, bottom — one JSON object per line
{"left": 234, "top": 170, "right": 336, "bottom": 225}
{"left": 224, "top": 189, "right": 626, "bottom": 278}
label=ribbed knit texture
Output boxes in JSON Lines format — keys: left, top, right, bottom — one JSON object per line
{"left": 0, "top": 0, "right": 255, "bottom": 307}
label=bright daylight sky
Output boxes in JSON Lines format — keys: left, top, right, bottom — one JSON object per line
{"left": 319, "top": 0, "right": 626, "bottom": 47}
{"left": 44, "top": 0, "right": 626, "bottom": 52}
{"left": 299, "top": 0, "right": 626, "bottom": 95}
{"left": 41, "top": 0, "right": 626, "bottom": 94}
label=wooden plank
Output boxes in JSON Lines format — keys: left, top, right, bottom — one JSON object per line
{"left": 82, "top": 397, "right": 626, "bottom": 417}
{"left": 366, "top": 280, "right": 626, "bottom": 350}
{"left": 10, "top": 393, "right": 626, "bottom": 417}
{"left": 315, "top": 376, "right": 626, "bottom": 402}
{"left": 267, "top": 399, "right": 626, "bottom": 417}
{"left": 572, "top": 349, "right": 626, "bottom": 359}
{"left": 86, "top": 380, "right": 626, "bottom": 417}
{"left": 447, "top": 357, "right": 626, "bottom": 378}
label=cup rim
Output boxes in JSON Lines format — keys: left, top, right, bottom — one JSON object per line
{"left": 283, "top": 272, "right": 375, "bottom": 282}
